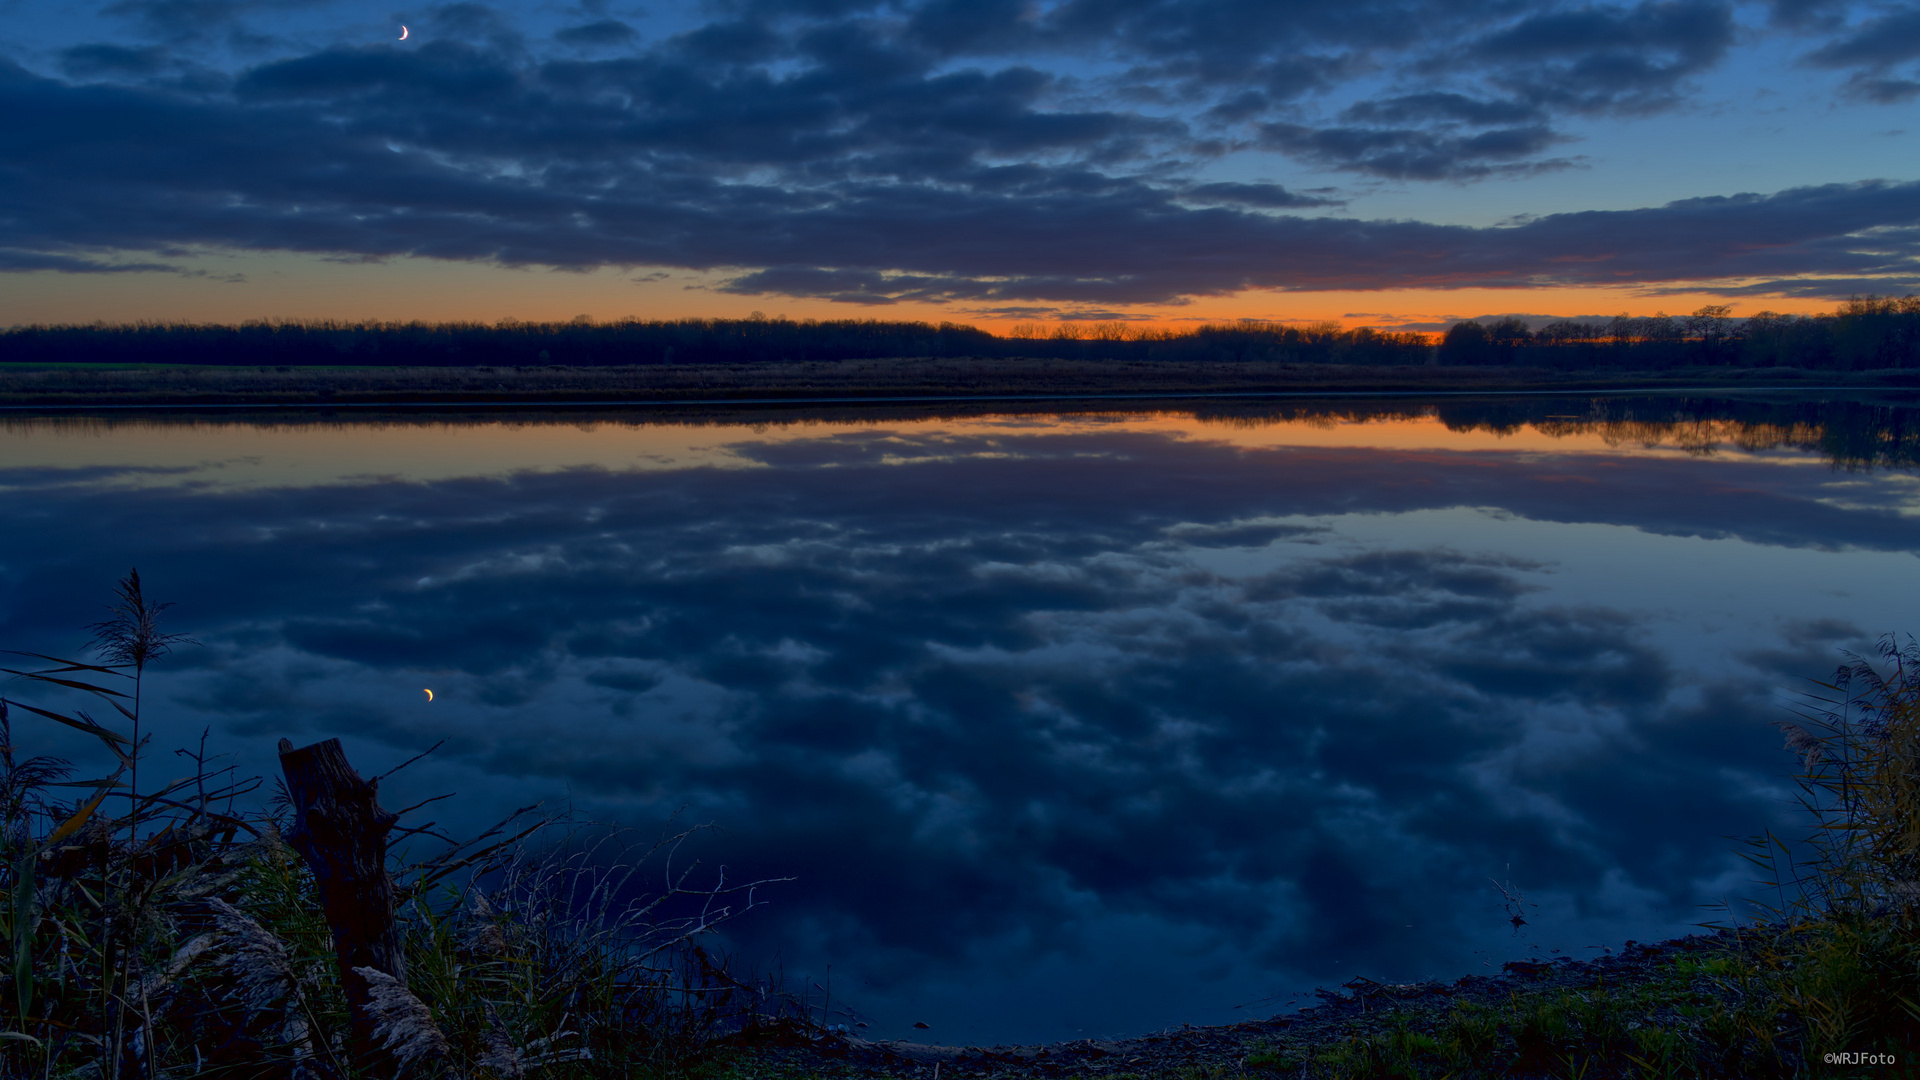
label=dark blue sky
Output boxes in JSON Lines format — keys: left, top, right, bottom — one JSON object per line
{"left": 1, "top": 0, "right": 1917, "bottom": 325}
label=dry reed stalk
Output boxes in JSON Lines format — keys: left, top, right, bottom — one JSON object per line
{"left": 1772, "top": 721, "right": 1825, "bottom": 771}
{"left": 204, "top": 897, "right": 328, "bottom": 1073}
{"left": 354, "top": 966, "right": 451, "bottom": 1071}
{"left": 477, "top": 1002, "right": 594, "bottom": 1078}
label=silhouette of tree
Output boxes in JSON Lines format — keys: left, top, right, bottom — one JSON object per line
{"left": 5, "top": 299, "right": 1918, "bottom": 371}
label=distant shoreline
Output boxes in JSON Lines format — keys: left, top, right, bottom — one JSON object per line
{"left": 1, "top": 357, "right": 1915, "bottom": 409}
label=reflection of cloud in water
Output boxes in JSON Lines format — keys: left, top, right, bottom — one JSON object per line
{"left": 1, "top": 401, "right": 1917, "bottom": 1043}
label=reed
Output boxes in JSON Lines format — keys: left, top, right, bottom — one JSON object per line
{"left": 1731, "top": 634, "right": 1920, "bottom": 1065}
{"left": 0, "top": 573, "right": 792, "bottom": 1079}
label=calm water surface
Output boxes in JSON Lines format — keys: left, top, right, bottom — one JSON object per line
{"left": 4, "top": 395, "right": 1919, "bottom": 1044}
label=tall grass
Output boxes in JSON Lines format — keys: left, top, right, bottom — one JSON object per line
{"left": 0, "top": 573, "right": 791, "bottom": 1079}
{"left": 1731, "top": 634, "right": 1920, "bottom": 1064}
{"left": 1765, "top": 635, "right": 1920, "bottom": 918}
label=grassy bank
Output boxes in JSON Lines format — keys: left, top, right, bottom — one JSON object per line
{"left": 713, "top": 925, "right": 1880, "bottom": 1079}
{"left": 0, "top": 358, "right": 1907, "bottom": 409}
{"left": 4, "top": 580, "right": 1919, "bottom": 1078}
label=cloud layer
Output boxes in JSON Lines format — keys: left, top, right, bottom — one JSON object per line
{"left": 2, "top": 0, "right": 1918, "bottom": 306}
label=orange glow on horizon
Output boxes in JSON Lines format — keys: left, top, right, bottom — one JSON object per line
{"left": 0, "top": 248, "right": 1860, "bottom": 334}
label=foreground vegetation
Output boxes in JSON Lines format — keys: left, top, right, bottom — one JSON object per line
{"left": 3, "top": 579, "right": 1919, "bottom": 1077}
{"left": 0, "top": 573, "right": 788, "bottom": 1079}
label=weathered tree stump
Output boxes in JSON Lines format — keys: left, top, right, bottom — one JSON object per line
{"left": 277, "top": 736, "right": 406, "bottom": 1070}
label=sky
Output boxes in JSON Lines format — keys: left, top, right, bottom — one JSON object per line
{"left": 4, "top": 402, "right": 1917, "bottom": 1042}
{"left": 2, "top": 0, "right": 1918, "bottom": 329}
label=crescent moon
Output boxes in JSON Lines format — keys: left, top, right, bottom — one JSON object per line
{"left": 423, "top": 688, "right": 433, "bottom": 701}
{"left": 399, "top": 25, "right": 409, "bottom": 40}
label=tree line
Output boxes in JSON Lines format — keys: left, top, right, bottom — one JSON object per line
{"left": 0, "top": 315, "right": 1429, "bottom": 367}
{"left": 1439, "top": 296, "right": 1920, "bottom": 369}
{"left": 4, "top": 296, "right": 1915, "bottom": 369}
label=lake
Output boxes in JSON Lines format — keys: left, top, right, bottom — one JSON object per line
{"left": 3, "top": 392, "right": 1918, "bottom": 1045}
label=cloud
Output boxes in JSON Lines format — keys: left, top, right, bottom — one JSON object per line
{"left": 1178, "top": 181, "right": 1342, "bottom": 208}
{"left": 5, "top": 1, "right": 1916, "bottom": 304}
{"left": 1257, "top": 122, "right": 1570, "bottom": 181}
{"left": 1270, "top": 90, "right": 1570, "bottom": 183}
{"left": 957, "top": 304, "right": 1160, "bottom": 320}
{"left": 428, "top": 2, "right": 520, "bottom": 42}
{"left": 1341, "top": 92, "right": 1544, "bottom": 127}
{"left": 723, "top": 182, "right": 1920, "bottom": 302}
{"left": 1804, "top": 8, "right": 1920, "bottom": 69}
{"left": 235, "top": 43, "right": 522, "bottom": 102}
{"left": 1764, "top": 0, "right": 1850, "bottom": 29}
{"left": 1470, "top": 0, "right": 1735, "bottom": 114}
{"left": 670, "top": 19, "right": 786, "bottom": 65}
{"left": 1803, "top": 8, "right": 1920, "bottom": 103}
{"left": 554, "top": 19, "right": 639, "bottom": 48}
{"left": 905, "top": 0, "right": 1036, "bottom": 56}
{"left": 0, "top": 246, "right": 182, "bottom": 274}
{"left": 102, "top": 0, "right": 256, "bottom": 39}
{"left": 1839, "top": 75, "right": 1920, "bottom": 104}
{"left": 720, "top": 266, "right": 930, "bottom": 304}
{"left": 58, "top": 44, "right": 170, "bottom": 79}
{"left": 1641, "top": 273, "right": 1920, "bottom": 298}
{"left": 5, "top": 49, "right": 1919, "bottom": 304}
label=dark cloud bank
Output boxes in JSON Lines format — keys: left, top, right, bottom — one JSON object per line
{"left": 0, "top": 402, "right": 1909, "bottom": 1039}
{"left": 4, "top": 0, "right": 1920, "bottom": 306}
